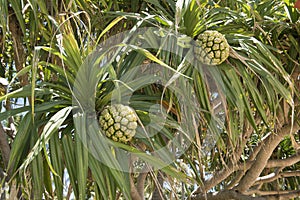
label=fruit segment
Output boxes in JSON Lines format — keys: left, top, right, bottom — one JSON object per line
{"left": 194, "top": 30, "right": 230, "bottom": 65}
{"left": 99, "top": 104, "right": 138, "bottom": 143}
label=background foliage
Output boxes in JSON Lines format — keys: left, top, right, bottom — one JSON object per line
{"left": 0, "top": 0, "right": 299, "bottom": 199}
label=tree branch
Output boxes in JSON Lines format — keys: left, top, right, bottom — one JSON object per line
{"left": 254, "top": 170, "right": 300, "bottom": 186}
{"left": 266, "top": 154, "right": 300, "bottom": 168}
{"left": 194, "top": 128, "right": 267, "bottom": 195}
{"left": 244, "top": 189, "right": 300, "bottom": 200}
{"left": 8, "top": 8, "right": 28, "bottom": 87}
{"left": 193, "top": 158, "right": 253, "bottom": 195}
{"left": 192, "top": 137, "right": 300, "bottom": 196}
{"left": 136, "top": 165, "right": 149, "bottom": 198}
{"left": 255, "top": 189, "right": 300, "bottom": 196}
{"left": 0, "top": 123, "right": 10, "bottom": 169}
{"left": 235, "top": 123, "right": 299, "bottom": 193}
{"left": 151, "top": 170, "right": 164, "bottom": 200}
{"left": 265, "top": 190, "right": 300, "bottom": 200}
{"left": 191, "top": 190, "right": 266, "bottom": 200}
{"left": 227, "top": 140, "right": 264, "bottom": 189}
{"left": 4, "top": 100, "right": 16, "bottom": 139}
{"left": 130, "top": 173, "right": 142, "bottom": 200}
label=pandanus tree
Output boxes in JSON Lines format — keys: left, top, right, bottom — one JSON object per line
{"left": 0, "top": 0, "right": 299, "bottom": 199}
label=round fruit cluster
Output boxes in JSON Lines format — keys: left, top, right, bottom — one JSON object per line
{"left": 194, "top": 30, "right": 230, "bottom": 65}
{"left": 99, "top": 104, "right": 138, "bottom": 143}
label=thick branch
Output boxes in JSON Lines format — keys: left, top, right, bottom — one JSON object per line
{"left": 0, "top": 167, "right": 5, "bottom": 180}
{"left": 192, "top": 188, "right": 300, "bottom": 200}
{"left": 4, "top": 100, "right": 16, "bottom": 138}
{"left": 265, "top": 190, "right": 300, "bottom": 200}
{"left": 279, "top": 170, "right": 300, "bottom": 177}
{"left": 130, "top": 173, "right": 142, "bottom": 200}
{"left": 255, "top": 189, "right": 300, "bottom": 196}
{"left": 8, "top": 7, "right": 28, "bottom": 86}
{"left": 236, "top": 123, "right": 299, "bottom": 192}
{"left": 227, "top": 141, "right": 264, "bottom": 189}
{"left": 191, "top": 190, "right": 266, "bottom": 200}
{"left": 245, "top": 189, "right": 300, "bottom": 200}
{"left": 193, "top": 141, "right": 300, "bottom": 195}
{"left": 193, "top": 159, "right": 253, "bottom": 194}
{"left": 266, "top": 154, "right": 300, "bottom": 168}
{"left": 204, "top": 162, "right": 237, "bottom": 191}
{"left": 0, "top": 123, "right": 10, "bottom": 168}
{"left": 235, "top": 122, "right": 256, "bottom": 161}
{"left": 254, "top": 170, "right": 300, "bottom": 185}
{"left": 136, "top": 165, "right": 149, "bottom": 198}
{"left": 194, "top": 130, "right": 267, "bottom": 194}
{"left": 151, "top": 170, "right": 164, "bottom": 200}
{"left": 254, "top": 172, "right": 279, "bottom": 186}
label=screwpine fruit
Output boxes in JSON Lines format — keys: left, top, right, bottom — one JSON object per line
{"left": 99, "top": 104, "right": 138, "bottom": 143}
{"left": 194, "top": 30, "right": 230, "bottom": 65}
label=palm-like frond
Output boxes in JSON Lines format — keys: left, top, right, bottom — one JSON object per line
{"left": 0, "top": 0, "right": 299, "bottom": 199}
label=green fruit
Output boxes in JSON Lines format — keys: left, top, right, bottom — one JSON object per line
{"left": 99, "top": 104, "right": 137, "bottom": 143}
{"left": 194, "top": 30, "right": 230, "bottom": 65}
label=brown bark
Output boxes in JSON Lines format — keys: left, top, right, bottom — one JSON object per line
{"left": 191, "top": 122, "right": 300, "bottom": 198}
{"left": 130, "top": 173, "right": 142, "bottom": 200}
{"left": 0, "top": 124, "right": 10, "bottom": 168}
{"left": 253, "top": 170, "right": 300, "bottom": 186}
{"left": 191, "top": 190, "right": 266, "bottom": 200}
{"left": 191, "top": 189, "right": 300, "bottom": 200}
{"left": 266, "top": 154, "right": 300, "bottom": 168}
{"left": 235, "top": 123, "right": 299, "bottom": 193}
{"left": 8, "top": 7, "right": 28, "bottom": 86}
{"left": 151, "top": 171, "right": 164, "bottom": 200}
{"left": 136, "top": 165, "right": 149, "bottom": 198}
{"left": 0, "top": 6, "right": 29, "bottom": 178}
{"left": 264, "top": 190, "right": 300, "bottom": 200}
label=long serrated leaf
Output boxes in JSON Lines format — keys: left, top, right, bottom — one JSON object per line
{"left": 19, "top": 107, "right": 72, "bottom": 170}
{"left": 62, "top": 134, "right": 79, "bottom": 198}
{"left": 74, "top": 131, "right": 88, "bottom": 199}
{"left": 0, "top": 86, "right": 54, "bottom": 102}
{"left": 88, "top": 155, "right": 110, "bottom": 199}
{"left": 128, "top": 44, "right": 190, "bottom": 80}
{"left": 73, "top": 114, "right": 131, "bottom": 198}
{"left": 29, "top": 121, "right": 44, "bottom": 199}
{"left": 0, "top": 100, "right": 69, "bottom": 122}
{"left": 8, "top": 113, "right": 32, "bottom": 171}
{"left": 49, "top": 135, "right": 64, "bottom": 200}
{"left": 41, "top": 61, "right": 76, "bottom": 85}
{"left": 96, "top": 16, "right": 125, "bottom": 44}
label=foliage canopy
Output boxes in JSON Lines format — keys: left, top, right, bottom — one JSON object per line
{"left": 0, "top": 0, "right": 300, "bottom": 199}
